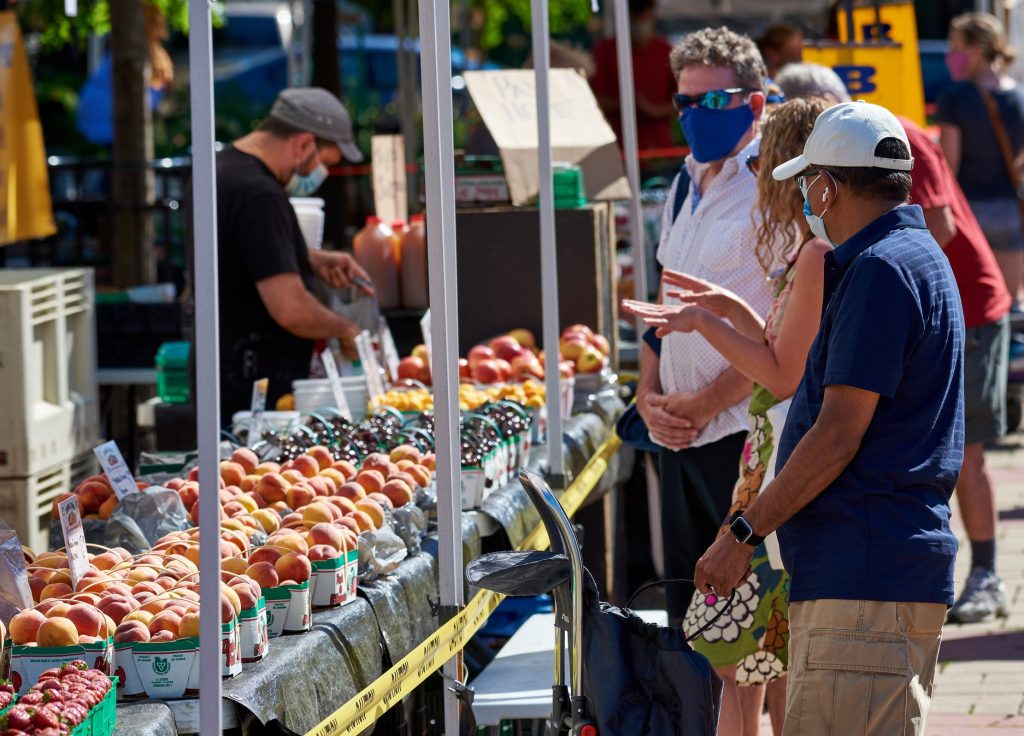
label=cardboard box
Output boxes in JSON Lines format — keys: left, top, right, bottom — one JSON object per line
{"left": 310, "top": 548, "right": 359, "bottom": 609}
{"left": 464, "top": 69, "right": 630, "bottom": 207}
{"left": 238, "top": 599, "right": 269, "bottom": 663}
{"left": 129, "top": 619, "right": 240, "bottom": 700}
{"left": 264, "top": 581, "right": 311, "bottom": 638}
{"left": 9, "top": 638, "right": 113, "bottom": 695}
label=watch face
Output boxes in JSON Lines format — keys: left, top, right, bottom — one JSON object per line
{"left": 731, "top": 516, "right": 753, "bottom": 543}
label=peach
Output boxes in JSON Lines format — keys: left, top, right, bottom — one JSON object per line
{"left": 165, "top": 477, "right": 185, "bottom": 491}
{"left": 337, "top": 482, "right": 367, "bottom": 501}
{"left": 150, "top": 630, "right": 176, "bottom": 643}
{"left": 273, "top": 533, "right": 308, "bottom": 556}
{"left": 355, "top": 498, "right": 386, "bottom": 529}
{"left": 114, "top": 620, "right": 151, "bottom": 643}
{"left": 126, "top": 566, "right": 159, "bottom": 585}
{"left": 231, "top": 447, "right": 260, "bottom": 475}
{"left": 98, "top": 496, "right": 118, "bottom": 520}
{"left": 223, "top": 501, "right": 247, "bottom": 518}
{"left": 301, "top": 502, "right": 335, "bottom": 524}
{"left": 28, "top": 575, "right": 48, "bottom": 602}
{"left": 337, "top": 516, "right": 361, "bottom": 535}
{"left": 221, "top": 595, "right": 235, "bottom": 624}
{"left": 286, "top": 484, "right": 316, "bottom": 511}
{"left": 422, "top": 453, "right": 436, "bottom": 471}
{"left": 389, "top": 444, "right": 422, "bottom": 464}
{"left": 132, "top": 580, "right": 164, "bottom": 598}
{"left": 222, "top": 556, "right": 250, "bottom": 576}
{"left": 123, "top": 610, "right": 154, "bottom": 627}
{"left": 331, "top": 459, "right": 358, "bottom": 480}
{"left": 38, "top": 617, "right": 80, "bottom": 647}
{"left": 39, "top": 582, "right": 72, "bottom": 601}
{"left": 257, "top": 473, "right": 289, "bottom": 504}
{"left": 235, "top": 494, "right": 259, "bottom": 514}
{"left": 355, "top": 469, "right": 385, "bottom": 494}
{"left": 240, "top": 474, "right": 260, "bottom": 493}
{"left": 248, "top": 547, "right": 282, "bottom": 567}
{"left": 149, "top": 610, "right": 182, "bottom": 637}
{"left": 76, "top": 481, "right": 112, "bottom": 515}
{"left": 388, "top": 471, "right": 418, "bottom": 489}
{"left": 45, "top": 602, "right": 73, "bottom": 619}
{"left": 251, "top": 509, "right": 281, "bottom": 534}
{"left": 221, "top": 461, "right": 246, "bottom": 487}
{"left": 78, "top": 635, "right": 103, "bottom": 645}
{"left": 275, "top": 552, "right": 312, "bottom": 584}
{"left": 10, "top": 609, "right": 46, "bottom": 644}
{"left": 326, "top": 496, "right": 358, "bottom": 516}
{"left": 306, "top": 446, "right": 335, "bottom": 471}
{"left": 308, "top": 522, "right": 344, "bottom": 550}
{"left": 278, "top": 470, "right": 302, "bottom": 486}
{"left": 346, "top": 510, "right": 376, "bottom": 533}
{"left": 340, "top": 528, "right": 359, "bottom": 552}
{"left": 368, "top": 492, "right": 395, "bottom": 511}
{"left": 395, "top": 459, "right": 416, "bottom": 472}
{"left": 362, "top": 452, "right": 391, "bottom": 473}
{"left": 221, "top": 584, "right": 242, "bottom": 616}
{"left": 308, "top": 544, "right": 340, "bottom": 561}
{"left": 319, "top": 468, "right": 346, "bottom": 488}
{"left": 381, "top": 480, "right": 414, "bottom": 508}
{"left": 255, "top": 461, "right": 281, "bottom": 476}
{"left": 231, "top": 583, "right": 258, "bottom": 610}
{"left": 307, "top": 476, "right": 334, "bottom": 497}
{"left": 406, "top": 465, "right": 431, "bottom": 488}
{"left": 291, "top": 455, "right": 320, "bottom": 478}
{"left": 178, "top": 483, "right": 199, "bottom": 510}
{"left": 178, "top": 611, "right": 200, "bottom": 638}
{"left": 245, "top": 562, "right": 280, "bottom": 590}
{"left": 65, "top": 604, "right": 104, "bottom": 637}
{"left": 106, "top": 581, "right": 134, "bottom": 597}
{"left": 97, "top": 595, "right": 137, "bottom": 624}
{"left": 72, "top": 592, "right": 101, "bottom": 607}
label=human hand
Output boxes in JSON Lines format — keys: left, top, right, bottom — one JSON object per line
{"left": 338, "top": 322, "right": 360, "bottom": 361}
{"left": 621, "top": 299, "right": 712, "bottom": 338}
{"left": 651, "top": 390, "right": 716, "bottom": 432}
{"left": 693, "top": 533, "right": 754, "bottom": 599}
{"left": 637, "top": 389, "right": 699, "bottom": 450}
{"left": 661, "top": 269, "right": 744, "bottom": 320}
{"left": 314, "top": 251, "right": 374, "bottom": 295}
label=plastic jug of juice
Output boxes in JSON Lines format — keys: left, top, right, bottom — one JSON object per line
{"left": 353, "top": 216, "right": 400, "bottom": 309}
{"left": 400, "top": 214, "right": 428, "bottom": 309}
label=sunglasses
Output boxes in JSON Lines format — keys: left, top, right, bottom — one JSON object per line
{"left": 673, "top": 88, "right": 752, "bottom": 112}
{"left": 795, "top": 170, "right": 823, "bottom": 197}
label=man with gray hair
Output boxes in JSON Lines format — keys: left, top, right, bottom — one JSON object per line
{"left": 637, "top": 26, "right": 774, "bottom": 629}
{"left": 775, "top": 62, "right": 852, "bottom": 103}
{"left": 214, "top": 87, "right": 371, "bottom": 424}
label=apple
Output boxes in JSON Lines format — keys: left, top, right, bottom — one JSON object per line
{"left": 467, "top": 345, "right": 495, "bottom": 368}
{"left": 471, "top": 359, "right": 502, "bottom": 384}
{"left": 397, "top": 356, "right": 427, "bottom": 382}
{"left": 490, "top": 336, "right": 525, "bottom": 362}
{"left": 458, "top": 358, "right": 471, "bottom": 379}
{"left": 576, "top": 345, "right": 606, "bottom": 374}
{"left": 559, "top": 336, "right": 588, "bottom": 361}
{"left": 494, "top": 358, "right": 512, "bottom": 382}
{"left": 510, "top": 354, "right": 544, "bottom": 380}
{"left": 589, "top": 333, "right": 611, "bottom": 356}
{"left": 562, "top": 324, "right": 594, "bottom": 341}
{"left": 507, "top": 328, "right": 536, "bottom": 349}
{"left": 411, "top": 343, "right": 430, "bottom": 363}
{"left": 559, "top": 360, "right": 576, "bottom": 379}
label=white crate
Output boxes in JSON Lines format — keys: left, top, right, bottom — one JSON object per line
{"left": 0, "top": 452, "right": 97, "bottom": 554}
{"left": 0, "top": 269, "right": 99, "bottom": 476}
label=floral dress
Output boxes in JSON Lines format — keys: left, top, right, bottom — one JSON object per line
{"left": 682, "top": 263, "right": 797, "bottom": 685}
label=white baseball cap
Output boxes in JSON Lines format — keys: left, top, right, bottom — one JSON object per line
{"left": 772, "top": 101, "right": 913, "bottom": 181}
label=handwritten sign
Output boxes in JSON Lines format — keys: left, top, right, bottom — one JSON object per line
{"left": 379, "top": 317, "right": 401, "bottom": 384}
{"left": 371, "top": 135, "right": 407, "bottom": 225}
{"left": 356, "top": 331, "right": 387, "bottom": 403}
{"left": 57, "top": 495, "right": 88, "bottom": 589}
{"left": 93, "top": 440, "right": 138, "bottom": 500}
{"left": 320, "top": 349, "right": 352, "bottom": 421}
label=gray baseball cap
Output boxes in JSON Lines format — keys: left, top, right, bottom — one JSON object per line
{"left": 269, "top": 87, "right": 364, "bottom": 163}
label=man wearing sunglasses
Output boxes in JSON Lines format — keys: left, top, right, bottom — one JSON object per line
{"left": 694, "top": 101, "right": 964, "bottom": 735}
{"left": 637, "top": 26, "right": 774, "bottom": 624}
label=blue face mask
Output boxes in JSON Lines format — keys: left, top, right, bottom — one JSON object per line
{"left": 285, "top": 163, "right": 328, "bottom": 197}
{"left": 679, "top": 104, "right": 755, "bottom": 163}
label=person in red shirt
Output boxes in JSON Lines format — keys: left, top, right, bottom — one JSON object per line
{"left": 902, "top": 116, "right": 1012, "bottom": 624}
{"left": 589, "top": 0, "right": 677, "bottom": 151}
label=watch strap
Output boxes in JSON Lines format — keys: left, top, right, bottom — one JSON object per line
{"left": 728, "top": 512, "right": 765, "bottom": 547}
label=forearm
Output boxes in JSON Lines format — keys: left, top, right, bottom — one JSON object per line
{"left": 743, "top": 418, "right": 859, "bottom": 536}
{"left": 691, "top": 365, "right": 751, "bottom": 417}
{"left": 638, "top": 341, "right": 662, "bottom": 399}
{"left": 277, "top": 292, "right": 357, "bottom": 340}
{"left": 694, "top": 311, "right": 792, "bottom": 398}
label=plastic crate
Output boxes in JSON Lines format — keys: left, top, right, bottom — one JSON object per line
{"left": 0, "top": 451, "right": 95, "bottom": 553}
{"left": 0, "top": 269, "right": 98, "bottom": 477}
{"left": 155, "top": 341, "right": 191, "bottom": 404}
{"left": 553, "top": 164, "right": 586, "bottom": 209}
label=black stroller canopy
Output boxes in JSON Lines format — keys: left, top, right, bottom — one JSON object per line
{"left": 466, "top": 550, "right": 571, "bottom": 597}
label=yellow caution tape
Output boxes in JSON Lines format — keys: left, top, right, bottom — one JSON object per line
{"left": 305, "top": 434, "right": 622, "bottom": 736}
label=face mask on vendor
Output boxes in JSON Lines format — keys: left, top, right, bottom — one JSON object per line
{"left": 285, "top": 138, "right": 329, "bottom": 197}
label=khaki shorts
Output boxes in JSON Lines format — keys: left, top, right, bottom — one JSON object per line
{"left": 783, "top": 599, "right": 945, "bottom": 736}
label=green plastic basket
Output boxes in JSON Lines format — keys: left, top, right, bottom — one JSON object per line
{"left": 553, "top": 164, "right": 586, "bottom": 209}
{"left": 155, "top": 341, "right": 191, "bottom": 404}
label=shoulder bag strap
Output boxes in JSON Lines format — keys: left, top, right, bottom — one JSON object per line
{"left": 977, "top": 85, "right": 1024, "bottom": 215}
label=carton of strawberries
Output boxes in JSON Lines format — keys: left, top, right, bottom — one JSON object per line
{"left": 0, "top": 660, "right": 116, "bottom": 735}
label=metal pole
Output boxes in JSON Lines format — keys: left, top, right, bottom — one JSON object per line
{"left": 417, "top": 0, "right": 463, "bottom": 732}
{"left": 531, "top": 0, "right": 566, "bottom": 486}
{"left": 188, "top": 2, "right": 223, "bottom": 734}
{"left": 302, "top": 0, "right": 314, "bottom": 85}
{"left": 612, "top": 0, "right": 649, "bottom": 329}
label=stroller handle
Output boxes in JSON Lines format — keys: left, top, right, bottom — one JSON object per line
{"left": 518, "top": 469, "right": 586, "bottom": 700}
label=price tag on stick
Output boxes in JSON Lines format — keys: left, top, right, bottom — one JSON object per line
{"left": 321, "top": 349, "right": 353, "bottom": 420}
{"left": 379, "top": 317, "right": 401, "bottom": 383}
{"left": 249, "top": 378, "right": 269, "bottom": 440}
{"left": 93, "top": 440, "right": 139, "bottom": 500}
{"left": 356, "top": 331, "right": 387, "bottom": 405}
{"left": 58, "top": 495, "right": 89, "bottom": 590}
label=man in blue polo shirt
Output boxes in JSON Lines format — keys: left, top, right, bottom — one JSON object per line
{"left": 693, "top": 102, "right": 964, "bottom": 735}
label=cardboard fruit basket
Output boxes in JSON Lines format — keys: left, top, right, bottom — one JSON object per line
{"left": 263, "top": 580, "right": 311, "bottom": 638}
{"left": 238, "top": 598, "right": 269, "bottom": 663}
{"left": 8, "top": 638, "right": 113, "bottom": 695}
{"left": 310, "top": 545, "right": 359, "bottom": 609}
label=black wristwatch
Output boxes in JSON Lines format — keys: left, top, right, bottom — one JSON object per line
{"left": 728, "top": 512, "right": 765, "bottom": 547}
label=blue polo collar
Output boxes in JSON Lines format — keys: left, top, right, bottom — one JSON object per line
{"left": 830, "top": 204, "right": 927, "bottom": 271}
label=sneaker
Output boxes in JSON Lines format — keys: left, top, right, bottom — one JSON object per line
{"left": 947, "top": 567, "right": 1009, "bottom": 624}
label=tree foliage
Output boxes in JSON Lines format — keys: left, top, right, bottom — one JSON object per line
{"left": 470, "top": 0, "right": 593, "bottom": 50}
{"left": 16, "top": 0, "right": 195, "bottom": 50}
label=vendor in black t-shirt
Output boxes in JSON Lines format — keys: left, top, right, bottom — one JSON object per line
{"left": 215, "top": 87, "right": 371, "bottom": 423}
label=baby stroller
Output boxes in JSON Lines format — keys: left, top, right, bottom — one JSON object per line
{"left": 466, "top": 470, "right": 726, "bottom": 736}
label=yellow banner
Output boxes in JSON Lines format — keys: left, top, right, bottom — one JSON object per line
{"left": 803, "top": 1, "right": 925, "bottom": 126}
{"left": 305, "top": 435, "right": 623, "bottom": 736}
{"left": 0, "top": 11, "right": 55, "bottom": 245}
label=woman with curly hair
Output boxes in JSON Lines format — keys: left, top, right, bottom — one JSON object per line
{"left": 623, "top": 97, "right": 833, "bottom": 735}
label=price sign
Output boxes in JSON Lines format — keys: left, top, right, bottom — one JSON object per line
{"left": 93, "top": 440, "right": 139, "bottom": 500}
{"left": 419, "top": 309, "right": 432, "bottom": 359}
{"left": 321, "top": 349, "right": 353, "bottom": 421}
{"left": 57, "top": 495, "right": 89, "bottom": 590}
{"left": 249, "top": 378, "right": 269, "bottom": 439}
{"left": 356, "top": 331, "right": 387, "bottom": 403}
{"left": 379, "top": 317, "right": 401, "bottom": 383}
